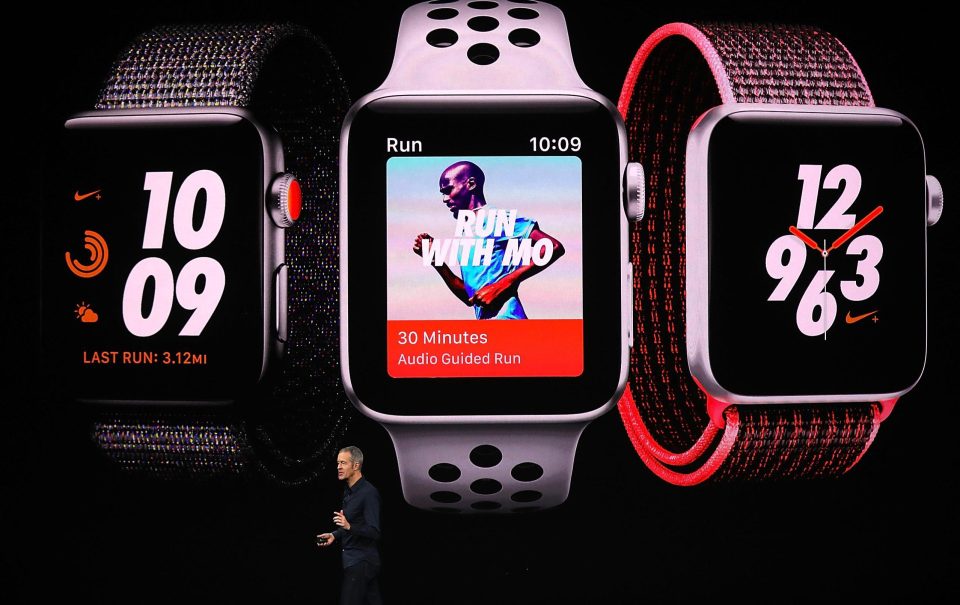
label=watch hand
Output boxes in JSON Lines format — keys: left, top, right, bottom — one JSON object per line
{"left": 789, "top": 226, "right": 822, "bottom": 252}
{"left": 823, "top": 239, "right": 828, "bottom": 341}
{"left": 827, "top": 206, "right": 883, "bottom": 253}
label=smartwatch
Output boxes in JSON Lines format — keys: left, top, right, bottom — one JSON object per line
{"left": 617, "top": 22, "right": 943, "bottom": 484}
{"left": 43, "top": 24, "right": 354, "bottom": 484}
{"left": 340, "top": 1, "right": 641, "bottom": 511}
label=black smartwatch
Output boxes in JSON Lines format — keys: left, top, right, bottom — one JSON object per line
{"left": 43, "top": 24, "right": 353, "bottom": 484}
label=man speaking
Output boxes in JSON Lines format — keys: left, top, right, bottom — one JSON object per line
{"left": 317, "top": 446, "right": 382, "bottom": 604}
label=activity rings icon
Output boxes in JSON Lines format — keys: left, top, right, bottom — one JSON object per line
{"left": 65, "top": 229, "right": 109, "bottom": 279}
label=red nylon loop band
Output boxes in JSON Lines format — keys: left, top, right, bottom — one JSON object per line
{"left": 618, "top": 23, "right": 881, "bottom": 483}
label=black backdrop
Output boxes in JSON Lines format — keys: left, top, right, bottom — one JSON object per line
{"left": 9, "top": 2, "right": 957, "bottom": 601}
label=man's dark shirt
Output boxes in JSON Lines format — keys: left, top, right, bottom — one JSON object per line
{"left": 332, "top": 476, "right": 381, "bottom": 569}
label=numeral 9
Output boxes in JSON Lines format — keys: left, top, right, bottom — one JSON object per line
{"left": 123, "top": 257, "right": 225, "bottom": 337}
{"left": 765, "top": 235, "right": 807, "bottom": 301}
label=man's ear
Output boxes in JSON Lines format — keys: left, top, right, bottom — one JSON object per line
{"left": 466, "top": 176, "right": 476, "bottom": 191}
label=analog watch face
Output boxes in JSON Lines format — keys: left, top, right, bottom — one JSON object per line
{"left": 704, "top": 110, "right": 927, "bottom": 397}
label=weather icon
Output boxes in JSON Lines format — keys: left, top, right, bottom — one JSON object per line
{"left": 75, "top": 301, "right": 99, "bottom": 323}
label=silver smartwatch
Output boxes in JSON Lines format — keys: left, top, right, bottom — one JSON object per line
{"left": 340, "top": 1, "right": 642, "bottom": 512}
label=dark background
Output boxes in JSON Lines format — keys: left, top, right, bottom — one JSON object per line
{"left": 8, "top": 2, "right": 956, "bottom": 601}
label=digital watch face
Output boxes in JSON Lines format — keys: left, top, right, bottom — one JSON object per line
{"left": 704, "top": 111, "right": 927, "bottom": 397}
{"left": 345, "top": 96, "right": 624, "bottom": 416}
{"left": 43, "top": 113, "right": 269, "bottom": 401}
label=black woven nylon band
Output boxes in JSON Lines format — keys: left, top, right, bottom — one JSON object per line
{"left": 91, "top": 24, "right": 352, "bottom": 484}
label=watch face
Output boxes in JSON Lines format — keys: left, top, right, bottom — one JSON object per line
{"left": 43, "top": 112, "right": 274, "bottom": 401}
{"left": 386, "top": 155, "right": 584, "bottom": 378}
{"left": 344, "top": 95, "right": 624, "bottom": 416}
{"left": 701, "top": 109, "right": 927, "bottom": 397}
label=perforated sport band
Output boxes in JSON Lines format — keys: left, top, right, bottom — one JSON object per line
{"left": 376, "top": 1, "right": 590, "bottom": 512}
{"left": 379, "top": 0, "right": 586, "bottom": 91}
{"left": 91, "top": 24, "right": 353, "bottom": 484}
{"left": 617, "top": 23, "right": 882, "bottom": 485}
{"left": 387, "top": 422, "right": 586, "bottom": 512}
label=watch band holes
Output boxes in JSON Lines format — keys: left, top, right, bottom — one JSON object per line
{"left": 467, "top": 16, "right": 499, "bottom": 32}
{"left": 511, "top": 490, "right": 542, "bottom": 503}
{"left": 426, "top": 28, "right": 459, "bottom": 47}
{"left": 427, "top": 8, "right": 459, "bottom": 20}
{"left": 470, "top": 478, "right": 503, "bottom": 495}
{"left": 507, "top": 7, "right": 539, "bottom": 19}
{"left": 428, "top": 462, "right": 461, "bottom": 482}
{"left": 510, "top": 462, "right": 544, "bottom": 481}
{"left": 429, "top": 490, "right": 462, "bottom": 504}
{"left": 467, "top": 42, "right": 500, "bottom": 65}
{"left": 471, "top": 501, "right": 502, "bottom": 511}
{"left": 508, "top": 28, "right": 540, "bottom": 47}
{"left": 469, "top": 444, "right": 503, "bottom": 467}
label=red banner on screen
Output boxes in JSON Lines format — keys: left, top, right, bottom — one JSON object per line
{"left": 387, "top": 319, "right": 583, "bottom": 378}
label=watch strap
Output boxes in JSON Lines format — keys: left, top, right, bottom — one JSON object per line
{"left": 386, "top": 421, "right": 588, "bottom": 513}
{"left": 95, "top": 412, "right": 247, "bottom": 478}
{"left": 617, "top": 22, "right": 880, "bottom": 484}
{"left": 379, "top": 0, "right": 586, "bottom": 91}
{"left": 91, "top": 24, "right": 352, "bottom": 484}
{"left": 619, "top": 390, "right": 881, "bottom": 485}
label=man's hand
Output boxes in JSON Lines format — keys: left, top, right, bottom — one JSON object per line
{"left": 333, "top": 510, "right": 351, "bottom": 531}
{"left": 413, "top": 233, "right": 433, "bottom": 257}
{"left": 469, "top": 277, "right": 515, "bottom": 308}
{"left": 316, "top": 533, "right": 335, "bottom": 548}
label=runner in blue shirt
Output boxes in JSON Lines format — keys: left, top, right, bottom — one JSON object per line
{"left": 413, "top": 161, "right": 565, "bottom": 319}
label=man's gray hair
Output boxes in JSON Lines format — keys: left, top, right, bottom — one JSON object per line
{"left": 340, "top": 445, "right": 364, "bottom": 469}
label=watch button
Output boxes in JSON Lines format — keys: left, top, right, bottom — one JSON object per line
{"left": 926, "top": 174, "right": 943, "bottom": 226}
{"left": 624, "top": 162, "right": 645, "bottom": 222}
{"left": 268, "top": 173, "right": 302, "bottom": 228}
{"left": 275, "top": 263, "right": 288, "bottom": 343}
